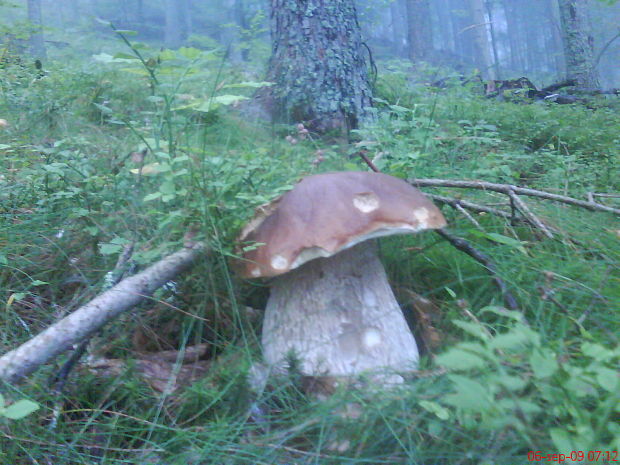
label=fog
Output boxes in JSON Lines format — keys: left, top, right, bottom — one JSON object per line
{"left": 1, "top": 0, "right": 619, "bottom": 88}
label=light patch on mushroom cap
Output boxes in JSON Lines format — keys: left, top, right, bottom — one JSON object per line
{"left": 353, "top": 192, "right": 380, "bottom": 213}
{"left": 362, "top": 328, "right": 382, "bottom": 349}
{"left": 271, "top": 254, "right": 289, "bottom": 270}
{"left": 250, "top": 267, "right": 261, "bottom": 277}
{"left": 413, "top": 207, "right": 429, "bottom": 222}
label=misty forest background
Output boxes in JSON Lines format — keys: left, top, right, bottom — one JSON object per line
{"left": 0, "top": 0, "right": 619, "bottom": 464}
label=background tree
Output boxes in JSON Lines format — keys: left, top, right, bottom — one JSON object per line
{"left": 467, "top": 0, "right": 493, "bottom": 78}
{"left": 164, "top": 0, "right": 188, "bottom": 49}
{"left": 27, "top": 0, "right": 46, "bottom": 59}
{"left": 406, "top": 0, "right": 433, "bottom": 63}
{"left": 265, "top": 0, "right": 373, "bottom": 133}
{"left": 558, "top": 0, "right": 601, "bottom": 87}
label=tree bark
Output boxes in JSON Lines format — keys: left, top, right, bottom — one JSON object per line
{"left": 164, "top": 0, "right": 184, "bottom": 48}
{"left": 557, "top": 0, "right": 600, "bottom": 88}
{"left": 0, "top": 244, "right": 205, "bottom": 384}
{"left": 406, "top": 0, "right": 433, "bottom": 63}
{"left": 390, "top": 0, "right": 407, "bottom": 57}
{"left": 266, "top": 0, "right": 373, "bottom": 133}
{"left": 467, "top": 0, "right": 493, "bottom": 78}
{"left": 27, "top": 0, "right": 47, "bottom": 60}
{"left": 263, "top": 241, "right": 419, "bottom": 379}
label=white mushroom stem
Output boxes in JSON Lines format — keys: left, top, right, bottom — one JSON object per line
{"left": 262, "top": 241, "right": 419, "bottom": 380}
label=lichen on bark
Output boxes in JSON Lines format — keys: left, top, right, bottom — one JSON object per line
{"left": 266, "top": 0, "right": 374, "bottom": 133}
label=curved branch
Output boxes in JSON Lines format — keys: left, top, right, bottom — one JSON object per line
{"left": 410, "top": 178, "right": 620, "bottom": 215}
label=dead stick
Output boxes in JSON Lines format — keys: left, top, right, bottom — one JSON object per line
{"left": 435, "top": 229, "right": 519, "bottom": 310}
{"left": 506, "top": 189, "right": 554, "bottom": 239}
{"left": 410, "top": 178, "right": 620, "bottom": 215}
{"left": 427, "top": 194, "right": 512, "bottom": 220}
{"left": 0, "top": 243, "right": 206, "bottom": 384}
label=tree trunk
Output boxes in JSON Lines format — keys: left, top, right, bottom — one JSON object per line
{"left": 406, "top": 0, "right": 433, "bottom": 63}
{"left": 484, "top": 0, "right": 500, "bottom": 79}
{"left": 557, "top": 0, "right": 600, "bottom": 88}
{"left": 27, "top": 0, "right": 47, "bottom": 60}
{"left": 468, "top": 0, "right": 493, "bottom": 78}
{"left": 502, "top": 0, "right": 521, "bottom": 71}
{"left": 164, "top": 0, "right": 184, "bottom": 48}
{"left": 266, "top": 0, "right": 373, "bottom": 134}
{"left": 262, "top": 241, "right": 419, "bottom": 379}
{"left": 390, "top": 0, "right": 407, "bottom": 57}
{"left": 546, "top": 0, "right": 566, "bottom": 77}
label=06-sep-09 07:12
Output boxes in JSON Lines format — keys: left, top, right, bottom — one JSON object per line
{"left": 527, "top": 450, "right": 619, "bottom": 462}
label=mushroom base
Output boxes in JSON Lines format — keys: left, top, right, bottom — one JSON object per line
{"left": 262, "top": 241, "right": 419, "bottom": 379}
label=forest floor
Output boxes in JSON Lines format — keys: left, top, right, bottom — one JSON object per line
{"left": 0, "top": 44, "right": 619, "bottom": 464}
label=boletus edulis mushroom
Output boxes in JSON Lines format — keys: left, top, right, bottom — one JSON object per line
{"left": 237, "top": 171, "right": 446, "bottom": 383}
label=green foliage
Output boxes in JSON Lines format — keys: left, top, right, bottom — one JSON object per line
{"left": 436, "top": 307, "right": 619, "bottom": 452}
{"left": 1, "top": 40, "right": 619, "bottom": 465}
{"left": 0, "top": 394, "right": 39, "bottom": 420}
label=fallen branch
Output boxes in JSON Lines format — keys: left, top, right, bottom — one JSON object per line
{"left": 506, "top": 188, "right": 554, "bottom": 239}
{"left": 0, "top": 243, "right": 206, "bottom": 385}
{"left": 410, "top": 178, "right": 620, "bottom": 215}
{"left": 436, "top": 229, "right": 519, "bottom": 310}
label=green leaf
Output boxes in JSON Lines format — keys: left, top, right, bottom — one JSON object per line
{"left": 92, "top": 53, "right": 135, "bottom": 64}
{"left": 143, "top": 192, "right": 162, "bottom": 202}
{"left": 436, "top": 347, "right": 487, "bottom": 370}
{"left": 452, "top": 319, "right": 490, "bottom": 340}
{"left": 494, "top": 374, "right": 528, "bottom": 391}
{"left": 489, "top": 325, "right": 539, "bottom": 351}
{"left": 113, "top": 29, "right": 138, "bottom": 36}
{"left": 444, "top": 375, "right": 492, "bottom": 411}
{"left": 529, "top": 348, "right": 559, "bottom": 378}
{"left": 419, "top": 400, "right": 450, "bottom": 420}
{"left": 2, "top": 400, "right": 39, "bottom": 419}
{"left": 595, "top": 367, "right": 619, "bottom": 392}
{"left": 99, "top": 243, "right": 123, "bottom": 255}
{"left": 222, "top": 81, "right": 273, "bottom": 89}
{"left": 177, "top": 47, "right": 203, "bottom": 59}
{"left": 213, "top": 94, "right": 250, "bottom": 105}
{"left": 480, "top": 306, "right": 524, "bottom": 321}
{"left": 550, "top": 428, "right": 574, "bottom": 452}
{"left": 112, "top": 52, "right": 139, "bottom": 60}
{"left": 470, "top": 231, "right": 528, "bottom": 254}
{"left": 93, "top": 103, "right": 113, "bottom": 114}
{"left": 581, "top": 342, "right": 614, "bottom": 361}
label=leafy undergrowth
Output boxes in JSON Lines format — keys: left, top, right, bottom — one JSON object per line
{"left": 0, "top": 41, "right": 618, "bottom": 464}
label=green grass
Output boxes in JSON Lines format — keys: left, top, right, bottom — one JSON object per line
{"left": 0, "top": 41, "right": 618, "bottom": 464}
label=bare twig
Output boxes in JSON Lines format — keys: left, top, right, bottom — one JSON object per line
{"left": 506, "top": 189, "right": 554, "bottom": 239}
{"left": 410, "top": 178, "right": 620, "bottom": 215}
{"left": 426, "top": 193, "right": 513, "bottom": 220}
{"left": 435, "top": 229, "right": 520, "bottom": 310}
{"left": 454, "top": 203, "right": 482, "bottom": 229}
{"left": 0, "top": 243, "right": 206, "bottom": 384}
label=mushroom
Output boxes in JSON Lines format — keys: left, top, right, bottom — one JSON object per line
{"left": 237, "top": 171, "right": 446, "bottom": 381}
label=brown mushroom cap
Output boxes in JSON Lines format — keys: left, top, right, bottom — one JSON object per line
{"left": 237, "top": 171, "right": 447, "bottom": 278}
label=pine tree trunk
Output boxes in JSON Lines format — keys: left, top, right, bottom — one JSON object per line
{"left": 27, "top": 0, "right": 47, "bottom": 60}
{"left": 406, "top": 0, "right": 433, "bottom": 63}
{"left": 266, "top": 0, "right": 373, "bottom": 133}
{"left": 468, "top": 0, "right": 493, "bottom": 78}
{"left": 164, "top": 0, "right": 183, "bottom": 48}
{"left": 557, "top": 0, "right": 600, "bottom": 88}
